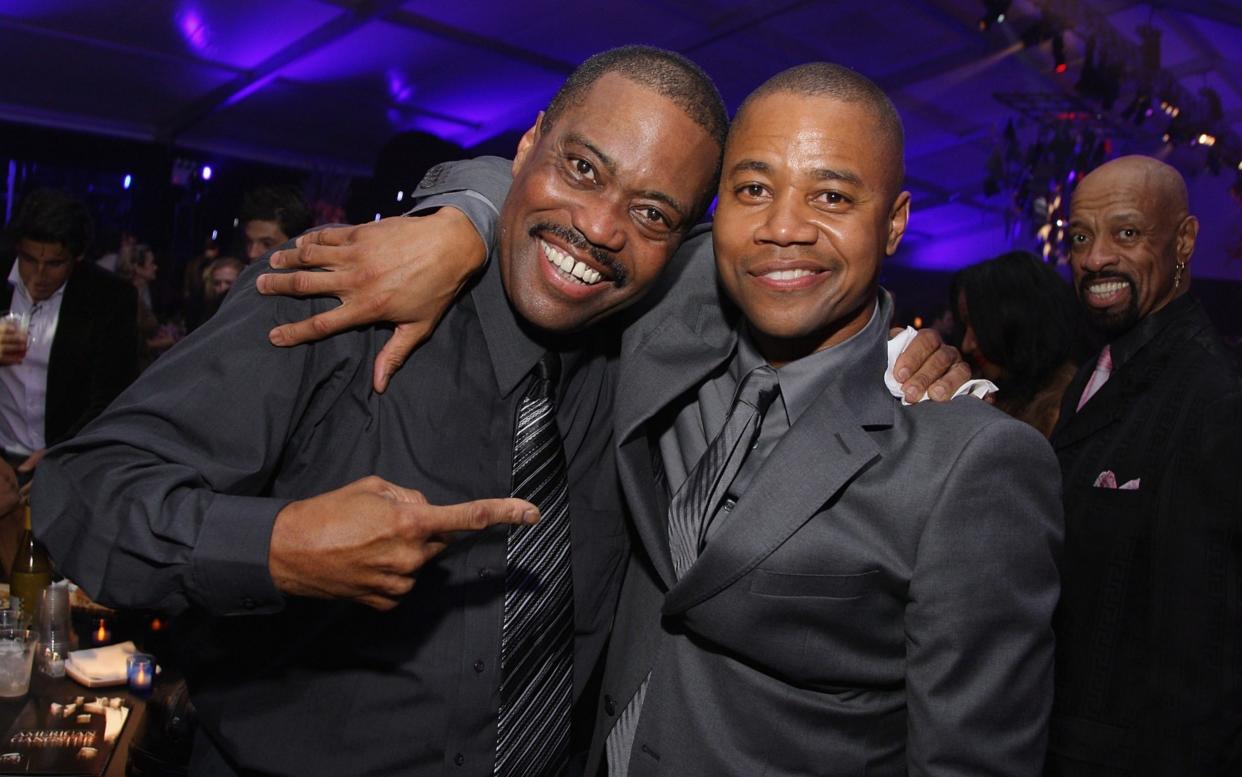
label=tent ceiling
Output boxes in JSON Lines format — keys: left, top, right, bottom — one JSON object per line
{"left": 3, "top": 0, "right": 1240, "bottom": 276}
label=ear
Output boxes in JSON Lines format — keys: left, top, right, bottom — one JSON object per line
{"left": 885, "top": 191, "right": 911, "bottom": 256}
{"left": 511, "top": 111, "right": 545, "bottom": 177}
{"left": 1175, "top": 214, "right": 1198, "bottom": 266}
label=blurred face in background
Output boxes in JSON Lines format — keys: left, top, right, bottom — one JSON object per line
{"left": 244, "top": 219, "right": 288, "bottom": 262}
{"left": 16, "top": 238, "right": 75, "bottom": 302}
{"left": 955, "top": 290, "right": 1006, "bottom": 383}
{"left": 210, "top": 264, "right": 240, "bottom": 298}
{"left": 134, "top": 248, "right": 158, "bottom": 285}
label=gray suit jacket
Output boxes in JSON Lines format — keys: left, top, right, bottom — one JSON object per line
{"left": 588, "top": 234, "right": 1064, "bottom": 777}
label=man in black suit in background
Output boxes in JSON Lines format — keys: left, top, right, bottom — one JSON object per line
{"left": 0, "top": 189, "right": 138, "bottom": 567}
{"left": 1047, "top": 155, "right": 1242, "bottom": 776}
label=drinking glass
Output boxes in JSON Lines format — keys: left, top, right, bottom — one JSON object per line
{"left": 37, "top": 583, "right": 71, "bottom": 677}
{"left": 0, "top": 311, "right": 30, "bottom": 363}
{"left": 0, "top": 626, "right": 39, "bottom": 697}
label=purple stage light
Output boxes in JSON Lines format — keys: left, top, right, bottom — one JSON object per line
{"left": 177, "top": 6, "right": 210, "bottom": 52}
{"left": 122, "top": 174, "right": 132, "bottom": 190}
{"left": 201, "top": 165, "right": 213, "bottom": 180}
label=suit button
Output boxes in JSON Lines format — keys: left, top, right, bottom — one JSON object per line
{"left": 604, "top": 695, "right": 616, "bottom": 716}
{"left": 478, "top": 567, "right": 492, "bottom": 579}
{"left": 453, "top": 752, "right": 464, "bottom": 766}
{"left": 473, "top": 660, "right": 485, "bottom": 673}
{"left": 241, "top": 597, "right": 256, "bottom": 610}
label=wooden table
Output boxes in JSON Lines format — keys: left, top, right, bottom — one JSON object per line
{"left": 0, "top": 669, "right": 147, "bottom": 776}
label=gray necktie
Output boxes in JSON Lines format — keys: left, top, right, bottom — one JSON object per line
{"left": 495, "top": 353, "right": 573, "bottom": 777}
{"left": 667, "top": 365, "right": 780, "bottom": 577}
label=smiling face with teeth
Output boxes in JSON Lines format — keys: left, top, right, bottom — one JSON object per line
{"left": 496, "top": 72, "right": 720, "bottom": 334}
{"left": 1067, "top": 156, "right": 1199, "bottom": 337}
{"left": 713, "top": 91, "right": 910, "bottom": 366}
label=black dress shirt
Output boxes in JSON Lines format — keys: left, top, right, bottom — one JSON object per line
{"left": 32, "top": 256, "right": 628, "bottom": 777}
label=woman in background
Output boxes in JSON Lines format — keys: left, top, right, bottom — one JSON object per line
{"left": 116, "top": 243, "right": 181, "bottom": 369}
{"left": 952, "top": 250, "right": 1095, "bottom": 437}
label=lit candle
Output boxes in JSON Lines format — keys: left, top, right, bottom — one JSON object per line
{"left": 92, "top": 618, "right": 112, "bottom": 645}
{"left": 126, "top": 654, "right": 154, "bottom": 697}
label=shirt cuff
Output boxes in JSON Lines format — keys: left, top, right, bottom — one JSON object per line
{"left": 190, "top": 494, "right": 289, "bottom": 615}
{"left": 405, "top": 192, "right": 498, "bottom": 253}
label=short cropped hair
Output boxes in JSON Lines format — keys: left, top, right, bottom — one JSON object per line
{"left": 239, "top": 185, "right": 313, "bottom": 240}
{"left": 543, "top": 45, "right": 729, "bottom": 156}
{"left": 9, "top": 188, "right": 94, "bottom": 259}
{"left": 736, "top": 63, "right": 906, "bottom": 191}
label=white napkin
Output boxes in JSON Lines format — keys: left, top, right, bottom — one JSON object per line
{"left": 65, "top": 640, "right": 139, "bottom": 684}
{"left": 884, "top": 327, "right": 997, "bottom": 406}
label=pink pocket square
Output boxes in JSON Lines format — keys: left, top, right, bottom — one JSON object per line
{"left": 1093, "top": 470, "right": 1140, "bottom": 490}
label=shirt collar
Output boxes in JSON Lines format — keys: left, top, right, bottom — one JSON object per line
{"left": 6, "top": 261, "right": 67, "bottom": 306}
{"left": 1106, "top": 292, "right": 1196, "bottom": 371}
{"left": 469, "top": 256, "right": 550, "bottom": 397}
{"left": 733, "top": 290, "right": 892, "bottom": 425}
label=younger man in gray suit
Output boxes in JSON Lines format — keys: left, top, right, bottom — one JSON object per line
{"left": 589, "top": 64, "right": 1062, "bottom": 777}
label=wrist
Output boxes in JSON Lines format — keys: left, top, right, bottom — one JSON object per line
{"left": 430, "top": 206, "right": 487, "bottom": 282}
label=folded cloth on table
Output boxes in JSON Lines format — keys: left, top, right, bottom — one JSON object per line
{"left": 885, "top": 326, "right": 997, "bottom": 405}
{"left": 66, "top": 640, "right": 140, "bottom": 686}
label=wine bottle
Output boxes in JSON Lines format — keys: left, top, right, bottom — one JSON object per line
{"left": 9, "top": 504, "right": 52, "bottom": 622}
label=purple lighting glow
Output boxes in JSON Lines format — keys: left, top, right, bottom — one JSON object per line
{"left": 176, "top": 6, "right": 210, "bottom": 52}
{"left": 387, "top": 70, "right": 415, "bottom": 104}
{"left": 201, "top": 165, "right": 213, "bottom": 181}
{"left": 122, "top": 174, "right": 132, "bottom": 190}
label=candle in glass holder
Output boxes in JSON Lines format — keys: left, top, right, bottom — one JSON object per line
{"left": 126, "top": 653, "right": 154, "bottom": 697}
{"left": 91, "top": 618, "right": 112, "bottom": 645}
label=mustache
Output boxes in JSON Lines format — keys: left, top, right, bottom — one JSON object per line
{"left": 529, "top": 222, "right": 627, "bottom": 287}
{"left": 1078, "top": 269, "right": 1134, "bottom": 295}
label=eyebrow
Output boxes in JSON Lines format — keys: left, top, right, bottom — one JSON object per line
{"left": 16, "top": 251, "right": 69, "bottom": 263}
{"left": 1069, "top": 211, "right": 1145, "bottom": 229}
{"left": 728, "top": 159, "right": 864, "bottom": 187}
{"left": 810, "top": 167, "right": 864, "bottom": 186}
{"left": 565, "top": 131, "right": 689, "bottom": 222}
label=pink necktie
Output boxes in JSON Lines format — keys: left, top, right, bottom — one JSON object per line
{"left": 1077, "top": 345, "right": 1113, "bottom": 411}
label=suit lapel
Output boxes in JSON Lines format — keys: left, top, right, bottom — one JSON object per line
{"left": 1053, "top": 377, "right": 1124, "bottom": 450}
{"left": 662, "top": 377, "right": 889, "bottom": 615}
{"left": 615, "top": 302, "right": 736, "bottom": 590}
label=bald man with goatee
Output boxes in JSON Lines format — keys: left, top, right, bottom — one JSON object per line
{"left": 1046, "top": 155, "right": 1242, "bottom": 776}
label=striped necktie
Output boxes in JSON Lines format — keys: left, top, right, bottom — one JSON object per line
{"left": 1077, "top": 345, "right": 1113, "bottom": 411}
{"left": 668, "top": 365, "right": 780, "bottom": 577}
{"left": 495, "top": 353, "right": 573, "bottom": 777}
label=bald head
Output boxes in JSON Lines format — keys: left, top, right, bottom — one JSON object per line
{"left": 1068, "top": 155, "right": 1199, "bottom": 336}
{"left": 1077, "top": 155, "right": 1189, "bottom": 220}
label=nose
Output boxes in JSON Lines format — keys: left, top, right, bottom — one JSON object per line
{"left": 1078, "top": 235, "right": 1119, "bottom": 274}
{"left": 754, "top": 192, "right": 818, "bottom": 246}
{"left": 570, "top": 196, "right": 627, "bottom": 254}
{"left": 961, "top": 325, "right": 980, "bottom": 361}
{"left": 246, "top": 243, "right": 265, "bottom": 261}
